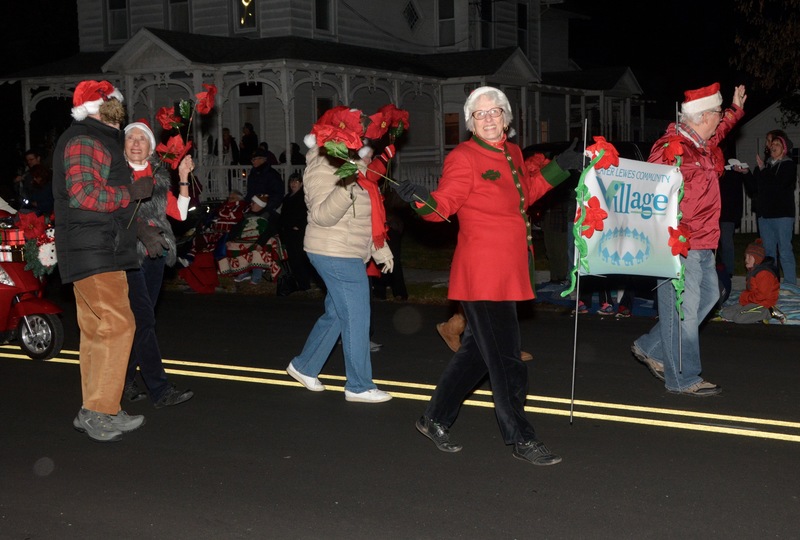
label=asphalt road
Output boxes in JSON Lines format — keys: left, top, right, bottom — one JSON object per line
{"left": 1, "top": 287, "right": 798, "bottom": 539}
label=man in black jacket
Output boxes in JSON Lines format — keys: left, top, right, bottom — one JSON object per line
{"left": 52, "top": 80, "right": 154, "bottom": 443}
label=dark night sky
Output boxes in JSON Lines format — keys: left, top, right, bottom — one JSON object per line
{"left": 564, "top": 0, "right": 775, "bottom": 120}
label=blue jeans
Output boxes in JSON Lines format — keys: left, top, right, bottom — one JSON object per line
{"left": 758, "top": 217, "right": 796, "bottom": 285}
{"left": 290, "top": 253, "right": 375, "bottom": 393}
{"left": 425, "top": 301, "right": 537, "bottom": 445}
{"left": 125, "top": 257, "right": 171, "bottom": 402}
{"left": 634, "top": 250, "right": 719, "bottom": 392}
{"left": 718, "top": 221, "right": 736, "bottom": 278}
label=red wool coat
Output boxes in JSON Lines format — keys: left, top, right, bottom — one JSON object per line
{"left": 416, "top": 136, "right": 569, "bottom": 301}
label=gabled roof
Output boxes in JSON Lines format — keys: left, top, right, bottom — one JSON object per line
{"left": 102, "top": 28, "right": 538, "bottom": 83}
{"left": 540, "top": 66, "right": 643, "bottom": 96}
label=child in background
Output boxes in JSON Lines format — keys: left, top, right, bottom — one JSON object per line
{"left": 719, "top": 239, "right": 786, "bottom": 324}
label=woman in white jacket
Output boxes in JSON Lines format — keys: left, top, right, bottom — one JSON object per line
{"left": 286, "top": 144, "right": 394, "bottom": 403}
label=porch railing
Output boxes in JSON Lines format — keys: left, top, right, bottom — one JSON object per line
{"left": 195, "top": 162, "right": 798, "bottom": 234}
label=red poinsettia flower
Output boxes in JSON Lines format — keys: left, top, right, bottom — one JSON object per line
{"left": 662, "top": 135, "right": 684, "bottom": 164}
{"left": 586, "top": 136, "right": 620, "bottom": 169}
{"left": 19, "top": 212, "right": 46, "bottom": 241}
{"left": 316, "top": 105, "right": 351, "bottom": 126}
{"left": 378, "top": 104, "right": 410, "bottom": 138}
{"left": 575, "top": 196, "right": 608, "bottom": 238}
{"left": 668, "top": 224, "right": 692, "bottom": 257}
{"left": 525, "top": 152, "right": 551, "bottom": 176}
{"left": 311, "top": 123, "right": 363, "bottom": 151}
{"left": 310, "top": 107, "right": 365, "bottom": 150}
{"left": 156, "top": 107, "right": 183, "bottom": 131}
{"left": 194, "top": 84, "right": 217, "bottom": 115}
{"left": 365, "top": 111, "right": 390, "bottom": 140}
{"left": 156, "top": 134, "right": 193, "bottom": 169}
{"left": 328, "top": 107, "right": 364, "bottom": 137}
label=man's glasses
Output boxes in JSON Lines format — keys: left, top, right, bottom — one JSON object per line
{"left": 471, "top": 108, "right": 504, "bottom": 120}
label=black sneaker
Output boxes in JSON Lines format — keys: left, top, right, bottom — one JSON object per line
{"left": 124, "top": 382, "right": 147, "bottom": 402}
{"left": 154, "top": 386, "right": 194, "bottom": 409}
{"left": 415, "top": 416, "right": 462, "bottom": 453}
{"left": 512, "top": 440, "right": 562, "bottom": 466}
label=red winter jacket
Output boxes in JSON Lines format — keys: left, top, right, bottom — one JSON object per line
{"left": 648, "top": 105, "right": 744, "bottom": 250}
{"left": 414, "top": 136, "right": 569, "bottom": 301}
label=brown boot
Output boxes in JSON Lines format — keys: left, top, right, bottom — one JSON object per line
{"left": 436, "top": 313, "right": 466, "bottom": 352}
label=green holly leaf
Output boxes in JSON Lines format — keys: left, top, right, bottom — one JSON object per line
{"left": 482, "top": 169, "right": 501, "bottom": 181}
{"left": 179, "top": 100, "right": 193, "bottom": 120}
{"left": 390, "top": 120, "right": 405, "bottom": 138}
{"left": 324, "top": 140, "right": 350, "bottom": 160}
{"left": 335, "top": 162, "right": 359, "bottom": 179}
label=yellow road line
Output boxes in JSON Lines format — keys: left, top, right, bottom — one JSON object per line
{"left": 5, "top": 351, "right": 799, "bottom": 442}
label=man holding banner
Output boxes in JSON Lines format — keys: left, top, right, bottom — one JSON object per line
{"left": 632, "top": 82, "right": 747, "bottom": 397}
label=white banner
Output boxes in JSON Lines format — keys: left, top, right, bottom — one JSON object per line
{"left": 578, "top": 157, "right": 683, "bottom": 278}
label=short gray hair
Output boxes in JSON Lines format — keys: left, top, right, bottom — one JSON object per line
{"left": 464, "top": 86, "right": 513, "bottom": 132}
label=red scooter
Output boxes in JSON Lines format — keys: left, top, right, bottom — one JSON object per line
{"left": 0, "top": 261, "right": 63, "bottom": 360}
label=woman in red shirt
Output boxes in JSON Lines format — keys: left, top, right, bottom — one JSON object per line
{"left": 396, "top": 86, "right": 581, "bottom": 466}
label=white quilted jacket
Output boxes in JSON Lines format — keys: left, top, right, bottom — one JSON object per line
{"left": 302, "top": 146, "right": 393, "bottom": 265}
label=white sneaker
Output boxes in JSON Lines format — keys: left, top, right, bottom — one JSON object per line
{"left": 344, "top": 388, "right": 392, "bottom": 403}
{"left": 286, "top": 362, "right": 325, "bottom": 392}
{"left": 369, "top": 341, "right": 382, "bottom": 352}
{"left": 234, "top": 273, "right": 251, "bottom": 283}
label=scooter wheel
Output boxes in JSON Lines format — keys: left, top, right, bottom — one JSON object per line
{"left": 18, "top": 313, "right": 64, "bottom": 360}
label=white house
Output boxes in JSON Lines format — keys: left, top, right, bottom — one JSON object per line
{"left": 3, "top": 0, "right": 649, "bottom": 200}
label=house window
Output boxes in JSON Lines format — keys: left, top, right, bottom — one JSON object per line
{"left": 444, "top": 112, "right": 460, "bottom": 146}
{"left": 517, "top": 3, "right": 528, "bottom": 52}
{"left": 107, "top": 0, "right": 129, "bottom": 43}
{"left": 235, "top": 0, "right": 256, "bottom": 32}
{"left": 316, "top": 98, "right": 333, "bottom": 120}
{"left": 438, "top": 0, "right": 455, "bottom": 47}
{"left": 169, "top": 0, "right": 190, "bottom": 32}
{"left": 403, "top": 1, "right": 420, "bottom": 30}
{"left": 479, "top": 0, "right": 493, "bottom": 49}
{"left": 315, "top": 0, "right": 333, "bottom": 32}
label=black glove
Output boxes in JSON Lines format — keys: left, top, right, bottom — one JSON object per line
{"left": 136, "top": 221, "right": 170, "bottom": 258}
{"left": 555, "top": 138, "right": 584, "bottom": 171}
{"left": 128, "top": 177, "right": 154, "bottom": 201}
{"left": 395, "top": 181, "right": 430, "bottom": 203}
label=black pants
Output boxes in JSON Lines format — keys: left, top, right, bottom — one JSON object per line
{"left": 424, "top": 300, "right": 537, "bottom": 445}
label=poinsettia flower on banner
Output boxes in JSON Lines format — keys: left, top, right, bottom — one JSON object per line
{"left": 156, "top": 134, "right": 193, "bottom": 170}
{"left": 574, "top": 196, "right": 608, "bottom": 238}
{"left": 586, "top": 136, "right": 620, "bottom": 169}
{"left": 19, "top": 212, "right": 46, "bottom": 241}
{"left": 662, "top": 135, "right": 685, "bottom": 165}
{"left": 668, "top": 224, "right": 692, "bottom": 257}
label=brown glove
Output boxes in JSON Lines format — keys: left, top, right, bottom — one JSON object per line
{"left": 128, "top": 177, "right": 154, "bottom": 201}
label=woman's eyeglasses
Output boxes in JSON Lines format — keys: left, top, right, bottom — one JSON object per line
{"left": 471, "top": 108, "right": 504, "bottom": 120}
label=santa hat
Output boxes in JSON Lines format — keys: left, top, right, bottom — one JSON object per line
{"left": 681, "top": 82, "right": 722, "bottom": 116}
{"left": 124, "top": 119, "right": 156, "bottom": 155}
{"left": 251, "top": 194, "right": 268, "bottom": 208}
{"left": 745, "top": 238, "right": 766, "bottom": 264}
{"left": 71, "top": 80, "right": 124, "bottom": 121}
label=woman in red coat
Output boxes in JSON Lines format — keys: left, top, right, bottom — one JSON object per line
{"left": 396, "top": 86, "right": 581, "bottom": 466}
